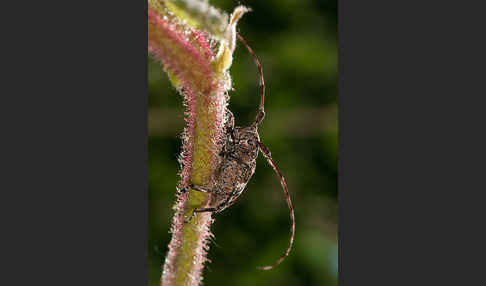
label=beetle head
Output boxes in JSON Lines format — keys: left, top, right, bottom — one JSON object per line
{"left": 234, "top": 127, "right": 260, "bottom": 164}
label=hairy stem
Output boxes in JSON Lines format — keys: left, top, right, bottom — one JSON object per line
{"left": 148, "top": 1, "right": 248, "bottom": 285}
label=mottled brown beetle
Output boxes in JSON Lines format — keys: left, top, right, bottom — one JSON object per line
{"left": 178, "top": 34, "right": 295, "bottom": 270}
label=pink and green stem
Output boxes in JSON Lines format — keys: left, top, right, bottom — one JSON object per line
{"left": 148, "top": 5, "right": 228, "bottom": 286}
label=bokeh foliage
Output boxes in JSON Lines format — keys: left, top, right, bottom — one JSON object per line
{"left": 149, "top": 0, "right": 337, "bottom": 285}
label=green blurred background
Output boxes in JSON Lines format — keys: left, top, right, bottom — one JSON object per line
{"left": 149, "top": 0, "right": 337, "bottom": 285}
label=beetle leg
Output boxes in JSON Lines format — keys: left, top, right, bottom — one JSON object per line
{"left": 184, "top": 207, "right": 219, "bottom": 223}
{"left": 177, "top": 184, "right": 224, "bottom": 195}
{"left": 183, "top": 193, "right": 234, "bottom": 223}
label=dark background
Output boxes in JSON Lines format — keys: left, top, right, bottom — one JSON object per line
{"left": 149, "top": 0, "right": 337, "bottom": 285}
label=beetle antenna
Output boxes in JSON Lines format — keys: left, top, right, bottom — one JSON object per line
{"left": 256, "top": 141, "right": 295, "bottom": 270}
{"left": 237, "top": 33, "right": 265, "bottom": 128}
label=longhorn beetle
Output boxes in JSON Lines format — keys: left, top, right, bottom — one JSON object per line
{"left": 178, "top": 34, "right": 295, "bottom": 270}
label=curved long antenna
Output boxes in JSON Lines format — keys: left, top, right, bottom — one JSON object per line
{"left": 257, "top": 141, "right": 295, "bottom": 270}
{"left": 236, "top": 33, "right": 265, "bottom": 128}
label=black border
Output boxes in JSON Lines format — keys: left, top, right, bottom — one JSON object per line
{"left": 2, "top": 1, "right": 148, "bottom": 285}
{"left": 340, "top": 0, "right": 486, "bottom": 285}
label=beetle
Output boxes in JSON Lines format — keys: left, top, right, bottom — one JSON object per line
{"left": 178, "top": 34, "right": 295, "bottom": 270}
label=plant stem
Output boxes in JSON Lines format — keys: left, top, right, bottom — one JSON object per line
{"left": 148, "top": 2, "right": 248, "bottom": 284}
